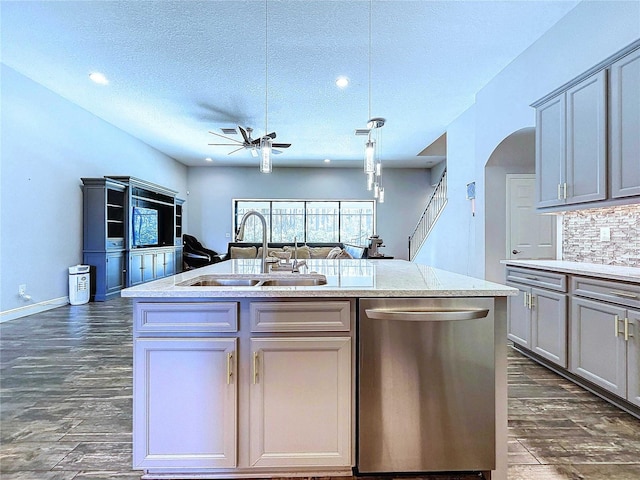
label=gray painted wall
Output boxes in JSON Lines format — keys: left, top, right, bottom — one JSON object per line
{"left": 185, "top": 166, "right": 432, "bottom": 261}
{"left": 1, "top": 66, "right": 187, "bottom": 316}
{"left": 414, "top": 0, "right": 640, "bottom": 278}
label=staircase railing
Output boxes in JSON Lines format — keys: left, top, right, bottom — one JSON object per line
{"left": 408, "top": 169, "right": 448, "bottom": 261}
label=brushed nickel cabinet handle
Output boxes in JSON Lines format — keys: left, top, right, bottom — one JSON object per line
{"left": 526, "top": 276, "right": 539, "bottom": 281}
{"left": 557, "top": 183, "right": 562, "bottom": 200}
{"left": 609, "top": 290, "right": 638, "bottom": 299}
{"left": 563, "top": 182, "right": 568, "bottom": 199}
{"left": 523, "top": 292, "right": 528, "bottom": 308}
{"left": 253, "top": 352, "right": 259, "bottom": 385}
{"left": 614, "top": 315, "right": 621, "bottom": 337}
{"left": 227, "top": 352, "right": 233, "bottom": 385}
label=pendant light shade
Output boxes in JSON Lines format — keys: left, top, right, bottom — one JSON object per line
{"left": 378, "top": 186, "right": 385, "bottom": 203}
{"left": 366, "top": 172, "right": 374, "bottom": 191}
{"left": 260, "top": 137, "right": 272, "bottom": 173}
{"left": 365, "top": 139, "right": 375, "bottom": 173}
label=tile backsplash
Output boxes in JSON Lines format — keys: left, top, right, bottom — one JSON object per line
{"left": 562, "top": 204, "right": 640, "bottom": 267}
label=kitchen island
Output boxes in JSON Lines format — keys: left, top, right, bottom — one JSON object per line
{"left": 122, "top": 259, "right": 517, "bottom": 480}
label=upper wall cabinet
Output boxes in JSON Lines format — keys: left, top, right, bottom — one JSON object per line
{"left": 533, "top": 41, "right": 640, "bottom": 211}
{"left": 610, "top": 49, "right": 640, "bottom": 199}
{"left": 535, "top": 70, "right": 607, "bottom": 208}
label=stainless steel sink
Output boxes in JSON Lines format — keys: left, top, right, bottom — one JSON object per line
{"left": 260, "top": 277, "right": 327, "bottom": 286}
{"left": 178, "top": 274, "right": 327, "bottom": 287}
{"left": 178, "top": 276, "right": 261, "bottom": 287}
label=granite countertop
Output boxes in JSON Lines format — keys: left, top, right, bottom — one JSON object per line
{"left": 121, "top": 259, "right": 517, "bottom": 298}
{"left": 502, "top": 259, "right": 640, "bottom": 284}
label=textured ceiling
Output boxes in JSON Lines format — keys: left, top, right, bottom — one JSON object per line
{"left": 1, "top": 0, "right": 580, "bottom": 168}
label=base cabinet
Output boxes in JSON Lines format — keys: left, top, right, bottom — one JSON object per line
{"left": 506, "top": 268, "right": 567, "bottom": 368}
{"left": 249, "top": 337, "right": 351, "bottom": 468}
{"left": 570, "top": 298, "right": 640, "bottom": 407}
{"left": 132, "top": 299, "right": 354, "bottom": 477}
{"left": 133, "top": 338, "right": 237, "bottom": 469}
{"left": 129, "top": 247, "right": 176, "bottom": 286}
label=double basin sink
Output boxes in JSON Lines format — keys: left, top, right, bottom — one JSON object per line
{"left": 178, "top": 273, "right": 328, "bottom": 288}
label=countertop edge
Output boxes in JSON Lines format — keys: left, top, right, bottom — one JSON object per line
{"left": 502, "top": 260, "right": 640, "bottom": 284}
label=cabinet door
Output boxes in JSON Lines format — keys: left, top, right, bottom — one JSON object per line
{"left": 249, "top": 337, "right": 351, "bottom": 468}
{"left": 154, "top": 252, "right": 166, "bottom": 278}
{"left": 164, "top": 249, "right": 176, "bottom": 276}
{"left": 133, "top": 338, "right": 237, "bottom": 469}
{"left": 570, "top": 297, "right": 627, "bottom": 397}
{"left": 105, "top": 252, "right": 125, "bottom": 295}
{"left": 627, "top": 309, "right": 640, "bottom": 407}
{"left": 531, "top": 288, "right": 567, "bottom": 367}
{"left": 535, "top": 95, "right": 566, "bottom": 208}
{"left": 507, "top": 284, "right": 531, "bottom": 348}
{"left": 141, "top": 251, "right": 155, "bottom": 282}
{"left": 565, "top": 70, "right": 607, "bottom": 205}
{"left": 610, "top": 49, "right": 640, "bottom": 199}
{"left": 129, "top": 252, "right": 143, "bottom": 286}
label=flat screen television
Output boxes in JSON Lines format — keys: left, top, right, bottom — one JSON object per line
{"left": 132, "top": 206, "right": 159, "bottom": 247}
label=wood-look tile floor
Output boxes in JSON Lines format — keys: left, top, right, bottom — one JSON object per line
{"left": 1, "top": 297, "right": 639, "bottom": 479}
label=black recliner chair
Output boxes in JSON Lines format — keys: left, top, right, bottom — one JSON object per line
{"left": 183, "top": 234, "right": 223, "bottom": 270}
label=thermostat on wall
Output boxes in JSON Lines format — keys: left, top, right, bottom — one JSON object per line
{"left": 466, "top": 182, "right": 476, "bottom": 200}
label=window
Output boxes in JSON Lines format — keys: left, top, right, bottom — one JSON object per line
{"left": 234, "top": 199, "right": 375, "bottom": 244}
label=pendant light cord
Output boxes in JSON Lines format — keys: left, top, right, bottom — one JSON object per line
{"left": 368, "top": 0, "right": 372, "bottom": 123}
{"left": 265, "top": 0, "right": 269, "bottom": 135}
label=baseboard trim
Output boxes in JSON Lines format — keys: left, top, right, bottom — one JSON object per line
{"left": 0, "top": 296, "right": 69, "bottom": 323}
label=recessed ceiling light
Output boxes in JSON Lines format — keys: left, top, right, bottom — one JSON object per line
{"left": 335, "top": 76, "right": 349, "bottom": 89}
{"left": 324, "top": 158, "right": 331, "bottom": 163}
{"left": 205, "top": 157, "right": 213, "bottom": 162}
{"left": 89, "top": 72, "right": 109, "bottom": 85}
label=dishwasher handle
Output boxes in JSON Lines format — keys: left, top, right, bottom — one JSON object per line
{"left": 364, "top": 308, "right": 489, "bottom": 322}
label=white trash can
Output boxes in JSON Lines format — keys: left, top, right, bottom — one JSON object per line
{"left": 69, "top": 265, "right": 91, "bottom": 305}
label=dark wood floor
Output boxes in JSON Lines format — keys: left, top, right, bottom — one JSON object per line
{"left": 1, "top": 297, "right": 639, "bottom": 480}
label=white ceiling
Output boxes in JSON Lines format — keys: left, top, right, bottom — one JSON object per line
{"left": 1, "top": 0, "right": 580, "bottom": 169}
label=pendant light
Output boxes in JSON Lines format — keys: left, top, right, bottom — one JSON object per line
{"left": 362, "top": 0, "right": 386, "bottom": 201}
{"left": 260, "top": 0, "right": 272, "bottom": 174}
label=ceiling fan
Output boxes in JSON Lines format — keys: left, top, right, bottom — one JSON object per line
{"left": 208, "top": 126, "right": 291, "bottom": 157}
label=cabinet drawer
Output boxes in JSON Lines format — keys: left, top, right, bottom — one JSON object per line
{"left": 571, "top": 277, "right": 640, "bottom": 309}
{"left": 135, "top": 302, "right": 238, "bottom": 333}
{"left": 107, "top": 238, "right": 124, "bottom": 249}
{"left": 250, "top": 301, "right": 351, "bottom": 332}
{"left": 506, "top": 267, "right": 567, "bottom": 292}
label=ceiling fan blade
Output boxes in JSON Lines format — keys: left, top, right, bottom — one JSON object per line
{"left": 238, "top": 126, "right": 251, "bottom": 144}
{"left": 265, "top": 132, "right": 276, "bottom": 139}
{"left": 227, "top": 146, "right": 246, "bottom": 155}
{"left": 272, "top": 143, "right": 291, "bottom": 148}
{"left": 208, "top": 131, "right": 243, "bottom": 144}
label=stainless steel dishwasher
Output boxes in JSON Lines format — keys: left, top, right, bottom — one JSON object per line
{"left": 357, "top": 297, "right": 495, "bottom": 474}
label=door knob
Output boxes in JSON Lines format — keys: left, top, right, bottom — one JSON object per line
{"left": 512, "top": 249, "right": 521, "bottom": 255}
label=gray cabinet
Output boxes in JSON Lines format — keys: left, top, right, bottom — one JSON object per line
{"left": 535, "top": 70, "right": 607, "bottom": 208}
{"left": 506, "top": 267, "right": 567, "bottom": 367}
{"left": 570, "top": 276, "right": 640, "bottom": 407}
{"left": 82, "top": 178, "right": 127, "bottom": 301}
{"left": 610, "top": 48, "right": 640, "bottom": 199}
{"left": 83, "top": 177, "right": 183, "bottom": 298}
{"left": 129, "top": 247, "right": 175, "bottom": 286}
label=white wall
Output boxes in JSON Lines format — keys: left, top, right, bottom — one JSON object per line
{"left": 415, "top": 0, "right": 640, "bottom": 278}
{"left": 0, "top": 65, "right": 187, "bottom": 317}
{"left": 186, "top": 166, "right": 432, "bottom": 260}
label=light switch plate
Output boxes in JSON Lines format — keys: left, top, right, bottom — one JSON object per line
{"left": 600, "top": 227, "right": 611, "bottom": 242}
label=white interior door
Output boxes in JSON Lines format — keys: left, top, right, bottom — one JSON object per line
{"left": 506, "top": 175, "right": 557, "bottom": 260}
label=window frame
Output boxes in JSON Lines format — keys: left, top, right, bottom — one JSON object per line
{"left": 232, "top": 198, "right": 376, "bottom": 245}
